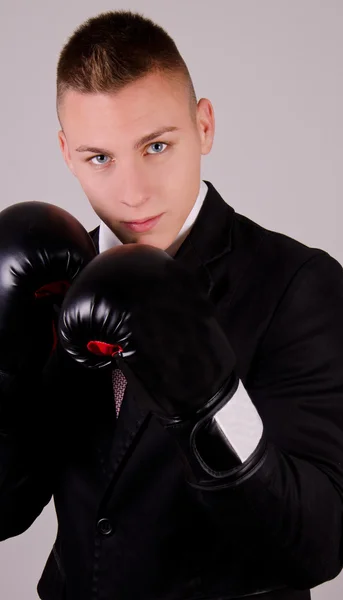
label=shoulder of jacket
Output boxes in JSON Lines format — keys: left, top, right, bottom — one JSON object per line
{"left": 232, "top": 210, "right": 327, "bottom": 273}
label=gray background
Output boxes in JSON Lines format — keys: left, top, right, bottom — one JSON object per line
{"left": 0, "top": 0, "right": 342, "bottom": 598}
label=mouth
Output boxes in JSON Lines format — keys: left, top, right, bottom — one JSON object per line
{"left": 121, "top": 213, "right": 164, "bottom": 233}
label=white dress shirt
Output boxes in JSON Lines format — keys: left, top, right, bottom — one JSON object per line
{"left": 98, "top": 180, "right": 263, "bottom": 464}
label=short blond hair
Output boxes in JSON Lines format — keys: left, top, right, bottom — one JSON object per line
{"left": 56, "top": 10, "right": 197, "bottom": 120}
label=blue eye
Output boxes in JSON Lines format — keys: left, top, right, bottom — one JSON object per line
{"left": 146, "top": 142, "right": 167, "bottom": 154}
{"left": 90, "top": 155, "right": 111, "bottom": 165}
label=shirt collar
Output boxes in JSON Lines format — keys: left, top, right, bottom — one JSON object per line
{"left": 98, "top": 180, "right": 208, "bottom": 257}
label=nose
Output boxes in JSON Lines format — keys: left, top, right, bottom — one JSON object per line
{"left": 118, "top": 163, "right": 150, "bottom": 209}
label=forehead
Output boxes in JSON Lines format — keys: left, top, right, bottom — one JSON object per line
{"left": 60, "top": 72, "right": 192, "bottom": 139}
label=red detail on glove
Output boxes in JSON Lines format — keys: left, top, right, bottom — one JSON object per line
{"left": 34, "top": 280, "right": 70, "bottom": 298}
{"left": 87, "top": 341, "right": 123, "bottom": 357}
{"left": 34, "top": 280, "right": 71, "bottom": 356}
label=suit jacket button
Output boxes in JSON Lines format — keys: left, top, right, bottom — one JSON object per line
{"left": 97, "top": 518, "right": 113, "bottom": 536}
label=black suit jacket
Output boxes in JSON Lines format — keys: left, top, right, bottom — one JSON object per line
{"left": 1, "top": 181, "right": 343, "bottom": 600}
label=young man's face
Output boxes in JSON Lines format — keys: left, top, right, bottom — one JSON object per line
{"left": 58, "top": 71, "right": 215, "bottom": 250}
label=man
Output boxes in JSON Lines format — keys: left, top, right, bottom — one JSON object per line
{"left": 1, "top": 9, "right": 343, "bottom": 600}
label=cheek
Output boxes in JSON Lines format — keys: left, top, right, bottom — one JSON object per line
{"left": 168, "top": 142, "right": 201, "bottom": 192}
{"left": 74, "top": 164, "right": 113, "bottom": 206}
{"left": 165, "top": 140, "right": 200, "bottom": 177}
{"left": 174, "top": 142, "right": 202, "bottom": 209}
{"left": 179, "top": 136, "right": 201, "bottom": 173}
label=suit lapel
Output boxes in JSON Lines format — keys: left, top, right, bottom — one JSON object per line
{"left": 107, "top": 383, "right": 150, "bottom": 475}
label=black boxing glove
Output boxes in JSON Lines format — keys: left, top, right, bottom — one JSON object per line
{"left": 0, "top": 200, "right": 96, "bottom": 428}
{"left": 59, "top": 244, "right": 266, "bottom": 484}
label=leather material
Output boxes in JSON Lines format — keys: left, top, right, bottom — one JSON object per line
{"left": 0, "top": 200, "right": 96, "bottom": 427}
{"left": 59, "top": 243, "right": 236, "bottom": 423}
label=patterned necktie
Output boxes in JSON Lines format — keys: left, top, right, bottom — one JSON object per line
{"left": 112, "top": 368, "right": 127, "bottom": 417}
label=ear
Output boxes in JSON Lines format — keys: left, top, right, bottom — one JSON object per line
{"left": 58, "top": 130, "right": 76, "bottom": 176}
{"left": 196, "top": 98, "right": 215, "bottom": 155}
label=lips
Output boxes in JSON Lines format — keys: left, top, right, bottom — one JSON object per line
{"left": 124, "top": 215, "right": 158, "bottom": 224}
{"left": 121, "top": 214, "right": 163, "bottom": 233}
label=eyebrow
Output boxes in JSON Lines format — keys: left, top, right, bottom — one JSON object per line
{"left": 75, "top": 126, "right": 179, "bottom": 154}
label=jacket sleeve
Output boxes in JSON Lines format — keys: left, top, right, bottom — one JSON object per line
{"left": 0, "top": 351, "right": 62, "bottom": 541}
{"left": 181, "top": 251, "right": 343, "bottom": 589}
{"left": 0, "top": 428, "right": 53, "bottom": 540}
